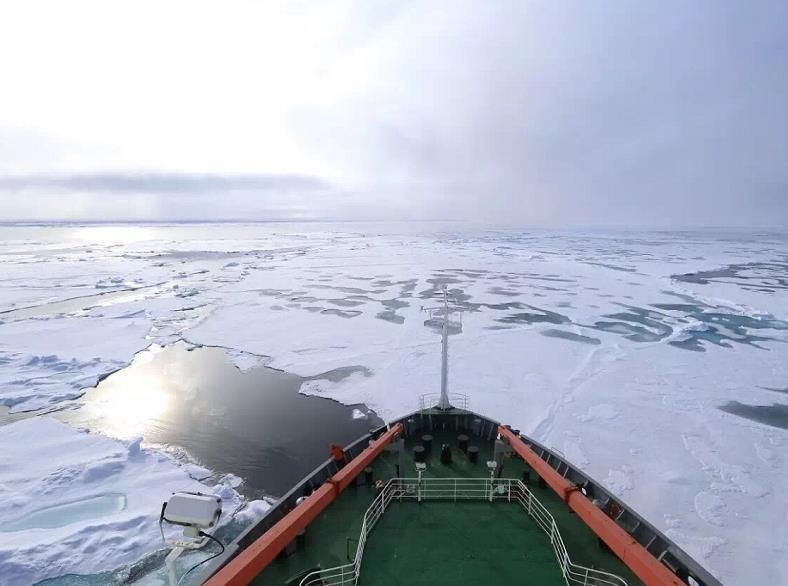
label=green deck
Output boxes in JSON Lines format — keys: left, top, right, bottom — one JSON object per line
{"left": 253, "top": 424, "right": 642, "bottom": 586}
{"left": 360, "top": 501, "right": 563, "bottom": 585}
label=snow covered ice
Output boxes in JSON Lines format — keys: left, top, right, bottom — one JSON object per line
{"left": 1, "top": 222, "right": 787, "bottom": 584}
{"left": 0, "top": 417, "right": 268, "bottom": 584}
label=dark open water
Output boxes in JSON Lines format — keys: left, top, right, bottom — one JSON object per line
{"left": 60, "top": 343, "right": 383, "bottom": 497}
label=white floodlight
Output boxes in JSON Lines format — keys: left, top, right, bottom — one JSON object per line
{"left": 163, "top": 492, "right": 221, "bottom": 532}
{"left": 159, "top": 492, "right": 223, "bottom": 586}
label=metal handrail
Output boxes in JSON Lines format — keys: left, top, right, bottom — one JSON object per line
{"left": 418, "top": 392, "right": 469, "bottom": 411}
{"left": 299, "top": 477, "right": 628, "bottom": 586}
{"left": 299, "top": 481, "right": 402, "bottom": 586}
{"left": 507, "top": 482, "right": 628, "bottom": 586}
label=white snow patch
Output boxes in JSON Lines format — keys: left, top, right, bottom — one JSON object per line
{"left": 223, "top": 348, "right": 269, "bottom": 372}
{"left": 604, "top": 465, "right": 634, "bottom": 495}
{"left": 663, "top": 529, "right": 727, "bottom": 566}
{"left": 694, "top": 491, "right": 726, "bottom": 526}
{"left": 577, "top": 403, "right": 619, "bottom": 422}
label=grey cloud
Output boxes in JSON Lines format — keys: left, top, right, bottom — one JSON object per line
{"left": 0, "top": 173, "right": 342, "bottom": 222}
{"left": 0, "top": 173, "right": 331, "bottom": 195}
{"left": 292, "top": 0, "right": 788, "bottom": 227}
{"left": 1, "top": 1, "right": 787, "bottom": 226}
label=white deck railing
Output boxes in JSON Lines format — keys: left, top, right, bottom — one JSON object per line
{"left": 298, "top": 477, "right": 629, "bottom": 586}
{"left": 418, "top": 392, "right": 469, "bottom": 411}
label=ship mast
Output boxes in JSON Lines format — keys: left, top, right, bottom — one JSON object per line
{"left": 421, "top": 285, "right": 464, "bottom": 410}
{"left": 438, "top": 286, "right": 452, "bottom": 409}
{"left": 423, "top": 285, "right": 464, "bottom": 409}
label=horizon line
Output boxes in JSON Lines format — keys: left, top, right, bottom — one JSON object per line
{"left": 0, "top": 219, "right": 786, "bottom": 232}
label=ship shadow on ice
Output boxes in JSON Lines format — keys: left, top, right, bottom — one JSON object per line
{"left": 720, "top": 400, "right": 788, "bottom": 431}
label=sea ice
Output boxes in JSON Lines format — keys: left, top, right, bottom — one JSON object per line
{"left": 0, "top": 417, "right": 267, "bottom": 585}
{"left": 0, "top": 313, "right": 152, "bottom": 412}
{"left": 0, "top": 223, "right": 786, "bottom": 584}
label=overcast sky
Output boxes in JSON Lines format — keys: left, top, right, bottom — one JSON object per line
{"left": 0, "top": 0, "right": 786, "bottom": 226}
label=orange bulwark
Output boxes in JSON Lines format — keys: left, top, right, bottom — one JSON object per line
{"left": 205, "top": 423, "right": 404, "bottom": 586}
{"left": 497, "top": 425, "right": 683, "bottom": 586}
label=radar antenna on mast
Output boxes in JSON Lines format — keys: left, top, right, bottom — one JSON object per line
{"left": 422, "top": 285, "right": 464, "bottom": 410}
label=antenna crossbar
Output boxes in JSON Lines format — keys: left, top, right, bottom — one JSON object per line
{"left": 421, "top": 286, "right": 464, "bottom": 410}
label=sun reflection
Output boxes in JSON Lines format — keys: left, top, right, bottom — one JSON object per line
{"left": 87, "top": 371, "right": 171, "bottom": 439}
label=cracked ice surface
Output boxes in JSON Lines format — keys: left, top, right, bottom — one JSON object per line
{"left": 0, "top": 417, "right": 267, "bottom": 585}
{"left": 1, "top": 223, "right": 788, "bottom": 584}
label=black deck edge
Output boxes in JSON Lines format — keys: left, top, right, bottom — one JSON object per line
{"left": 199, "top": 410, "right": 723, "bottom": 586}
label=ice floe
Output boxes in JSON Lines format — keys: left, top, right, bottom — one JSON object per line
{"left": 0, "top": 314, "right": 152, "bottom": 412}
{"left": 0, "top": 417, "right": 267, "bottom": 585}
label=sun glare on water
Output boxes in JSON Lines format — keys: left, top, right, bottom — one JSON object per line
{"left": 87, "top": 374, "right": 171, "bottom": 439}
